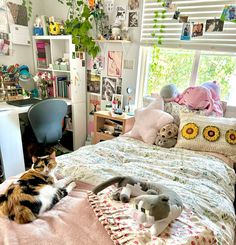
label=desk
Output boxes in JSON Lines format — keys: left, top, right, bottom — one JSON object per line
{"left": 0, "top": 98, "right": 71, "bottom": 179}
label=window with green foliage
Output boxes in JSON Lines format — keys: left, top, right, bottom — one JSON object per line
{"left": 147, "top": 46, "right": 236, "bottom": 106}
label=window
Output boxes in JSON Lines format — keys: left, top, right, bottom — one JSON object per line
{"left": 145, "top": 46, "right": 236, "bottom": 106}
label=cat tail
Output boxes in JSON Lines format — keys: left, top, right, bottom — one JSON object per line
{"left": 14, "top": 205, "right": 37, "bottom": 224}
{"left": 92, "top": 176, "right": 125, "bottom": 194}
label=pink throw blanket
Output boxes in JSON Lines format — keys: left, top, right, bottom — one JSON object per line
{"left": 0, "top": 178, "right": 112, "bottom": 245}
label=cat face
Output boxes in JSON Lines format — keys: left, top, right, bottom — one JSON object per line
{"left": 31, "top": 150, "right": 56, "bottom": 175}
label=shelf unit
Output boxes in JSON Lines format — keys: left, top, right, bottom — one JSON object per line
{"left": 93, "top": 111, "right": 135, "bottom": 144}
{"left": 32, "top": 35, "right": 87, "bottom": 150}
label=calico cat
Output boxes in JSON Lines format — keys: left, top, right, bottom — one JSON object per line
{"left": 0, "top": 148, "right": 76, "bottom": 224}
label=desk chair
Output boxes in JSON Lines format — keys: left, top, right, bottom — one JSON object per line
{"left": 27, "top": 98, "right": 70, "bottom": 156}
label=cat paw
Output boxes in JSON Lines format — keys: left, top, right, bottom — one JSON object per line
{"left": 67, "top": 181, "right": 77, "bottom": 192}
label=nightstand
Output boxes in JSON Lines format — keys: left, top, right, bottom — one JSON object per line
{"left": 93, "top": 111, "right": 135, "bottom": 144}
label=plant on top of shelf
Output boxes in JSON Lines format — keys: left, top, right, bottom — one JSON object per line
{"left": 57, "top": 0, "right": 100, "bottom": 58}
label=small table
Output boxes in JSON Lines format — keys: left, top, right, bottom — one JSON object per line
{"left": 93, "top": 111, "right": 135, "bottom": 144}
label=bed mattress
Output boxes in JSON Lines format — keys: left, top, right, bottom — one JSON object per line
{"left": 56, "top": 136, "right": 236, "bottom": 244}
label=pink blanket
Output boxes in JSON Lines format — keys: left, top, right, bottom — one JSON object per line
{"left": 0, "top": 179, "right": 113, "bottom": 245}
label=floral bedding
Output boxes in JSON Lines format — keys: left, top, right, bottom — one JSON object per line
{"left": 56, "top": 136, "right": 236, "bottom": 244}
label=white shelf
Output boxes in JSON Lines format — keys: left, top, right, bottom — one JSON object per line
{"left": 37, "top": 67, "right": 52, "bottom": 71}
{"left": 33, "top": 35, "right": 72, "bottom": 40}
{"left": 53, "top": 70, "right": 71, "bottom": 73}
{"left": 94, "top": 39, "right": 131, "bottom": 43}
{"left": 36, "top": 67, "right": 71, "bottom": 73}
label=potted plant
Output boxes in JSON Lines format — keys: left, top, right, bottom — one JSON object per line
{"left": 58, "top": 0, "right": 100, "bottom": 58}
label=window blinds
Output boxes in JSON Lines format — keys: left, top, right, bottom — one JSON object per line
{"left": 141, "top": 0, "right": 236, "bottom": 52}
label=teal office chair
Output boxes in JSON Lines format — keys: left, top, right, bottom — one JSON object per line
{"left": 28, "top": 98, "right": 68, "bottom": 146}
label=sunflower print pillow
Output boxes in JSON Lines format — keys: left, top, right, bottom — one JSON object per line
{"left": 175, "top": 113, "right": 236, "bottom": 162}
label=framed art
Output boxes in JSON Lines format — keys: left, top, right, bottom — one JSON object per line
{"left": 112, "top": 94, "right": 123, "bottom": 110}
{"left": 107, "top": 51, "right": 123, "bottom": 77}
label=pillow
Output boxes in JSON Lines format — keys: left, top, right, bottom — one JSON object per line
{"left": 175, "top": 113, "right": 236, "bottom": 162}
{"left": 164, "top": 102, "right": 218, "bottom": 126}
{"left": 128, "top": 100, "right": 174, "bottom": 144}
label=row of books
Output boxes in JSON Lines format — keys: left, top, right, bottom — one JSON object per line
{"left": 47, "top": 76, "right": 71, "bottom": 99}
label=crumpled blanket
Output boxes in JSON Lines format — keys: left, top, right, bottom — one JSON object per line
{"left": 88, "top": 186, "right": 217, "bottom": 245}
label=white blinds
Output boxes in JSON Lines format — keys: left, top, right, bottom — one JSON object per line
{"left": 141, "top": 0, "right": 236, "bottom": 52}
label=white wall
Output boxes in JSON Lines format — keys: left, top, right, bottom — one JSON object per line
{"left": 0, "top": 0, "right": 44, "bottom": 72}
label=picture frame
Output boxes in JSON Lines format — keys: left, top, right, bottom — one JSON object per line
{"left": 107, "top": 51, "right": 123, "bottom": 77}
{"left": 102, "top": 77, "right": 117, "bottom": 101}
{"left": 112, "top": 94, "right": 123, "bottom": 110}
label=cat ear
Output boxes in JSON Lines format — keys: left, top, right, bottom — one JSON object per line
{"left": 32, "top": 156, "right": 38, "bottom": 163}
{"left": 49, "top": 151, "right": 56, "bottom": 160}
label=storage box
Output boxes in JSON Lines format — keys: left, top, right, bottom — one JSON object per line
{"left": 59, "top": 64, "right": 69, "bottom": 71}
{"left": 53, "top": 64, "right": 60, "bottom": 70}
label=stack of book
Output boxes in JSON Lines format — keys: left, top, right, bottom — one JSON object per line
{"left": 36, "top": 41, "right": 51, "bottom": 68}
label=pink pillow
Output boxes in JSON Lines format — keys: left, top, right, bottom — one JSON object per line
{"left": 129, "top": 100, "right": 174, "bottom": 144}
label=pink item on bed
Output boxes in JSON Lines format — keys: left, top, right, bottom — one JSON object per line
{"left": 128, "top": 99, "right": 174, "bottom": 144}
{"left": 0, "top": 179, "right": 113, "bottom": 245}
{"left": 201, "top": 81, "right": 221, "bottom": 101}
{"left": 174, "top": 86, "right": 223, "bottom": 116}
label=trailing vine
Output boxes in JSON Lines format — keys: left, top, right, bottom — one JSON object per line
{"left": 58, "top": 0, "right": 100, "bottom": 58}
{"left": 151, "top": 0, "right": 167, "bottom": 45}
{"left": 22, "top": 0, "right": 32, "bottom": 21}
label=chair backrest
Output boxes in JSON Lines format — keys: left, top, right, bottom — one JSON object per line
{"left": 28, "top": 98, "right": 68, "bottom": 145}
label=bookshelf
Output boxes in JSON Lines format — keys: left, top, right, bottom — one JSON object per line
{"left": 32, "top": 35, "right": 86, "bottom": 150}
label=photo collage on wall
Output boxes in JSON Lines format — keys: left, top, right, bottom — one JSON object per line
{"left": 165, "top": 1, "right": 233, "bottom": 41}
{"left": 128, "top": 0, "right": 139, "bottom": 27}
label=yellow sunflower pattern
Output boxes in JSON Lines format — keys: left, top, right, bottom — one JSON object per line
{"left": 181, "top": 123, "right": 199, "bottom": 140}
{"left": 203, "top": 126, "right": 220, "bottom": 142}
{"left": 225, "top": 129, "right": 236, "bottom": 145}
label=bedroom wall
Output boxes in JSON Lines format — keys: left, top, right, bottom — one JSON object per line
{"left": 0, "top": 0, "right": 43, "bottom": 72}
{"left": 39, "top": 0, "right": 142, "bottom": 106}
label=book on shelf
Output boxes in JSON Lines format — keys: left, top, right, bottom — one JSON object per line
{"left": 54, "top": 75, "right": 71, "bottom": 99}
{"left": 36, "top": 41, "right": 51, "bottom": 68}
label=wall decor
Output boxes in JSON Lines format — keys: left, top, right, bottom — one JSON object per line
{"left": 179, "top": 15, "right": 188, "bottom": 23}
{"left": 181, "top": 22, "right": 191, "bottom": 40}
{"left": 116, "top": 6, "right": 126, "bottom": 21}
{"left": 112, "top": 93, "right": 123, "bottom": 110}
{"left": 205, "top": 19, "right": 224, "bottom": 32}
{"left": 104, "top": 0, "right": 114, "bottom": 13}
{"left": 220, "top": 5, "right": 236, "bottom": 23}
{"left": 192, "top": 23, "right": 204, "bottom": 37}
{"left": 128, "top": 0, "right": 139, "bottom": 10}
{"left": 107, "top": 51, "right": 123, "bottom": 77}
{"left": 87, "top": 55, "right": 105, "bottom": 75}
{"left": 0, "top": 32, "right": 10, "bottom": 55}
{"left": 7, "top": 2, "right": 28, "bottom": 26}
{"left": 87, "top": 71, "right": 101, "bottom": 93}
{"left": 102, "top": 77, "right": 116, "bottom": 101}
{"left": 173, "top": 10, "right": 180, "bottom": 20}
{"left": 116, "top": 78, "right": 122, "bottom": 94}
{"left": 128, "top": 11, "right": 138, "bottom": 27}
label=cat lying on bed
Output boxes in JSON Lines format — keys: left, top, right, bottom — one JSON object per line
{"left": 0, "top": 148, "right": 76, "bottom": 224}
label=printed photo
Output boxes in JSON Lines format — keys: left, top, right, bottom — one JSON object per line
{"left": 87, "top": 93, "right": 101, "bottom": 115}
{"left": 181, "top": 23, "right": 191, "bottom": 40}
{"left": 112, "top": 94, "right": 123, "bottom": 110}
{"left": 87, "top": 56, "right": 105, "bottom": 75}
{"left": 173, "top": 10, "right": 180, "bottom": 20}
{"left": 128, "top": 0, "right": 139, "bottom": 10}
{"left": 87, "top": 71, "right": 101, "bottom": 93}
{"left": 107, "top": 51, "right": 123, "bottom": 77}
{"left": 116, "top": 78, "right": 122, "bottom": 94}
{"left": 128, "top": 11, "right": 138, "bottom": 27}
{"left": 179, "top": 16, "right": 188, "bottom": 23}
{"left": 163, "top": 0, "right": 172, "bottom": 9}
{"left": 102, "top": 77, "right": 117, "bottom": 101}
{"left": 192, "top": 23, "right": 204, "bottom": 37}
{"left": 104, "top": 0, "right": 114, "bottom": 13}
{"left": 116, "top": 6, "right": 126, "bottom": 21}
{"left": 220, "top": 5, "right": 236, "bottom": 23}
{"left": 205, "top": 19, "right": 224, "bottom": 32}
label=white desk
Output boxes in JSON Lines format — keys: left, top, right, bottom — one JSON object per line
{"left": 0, "top": 99, "right": 71, "bottom": 179}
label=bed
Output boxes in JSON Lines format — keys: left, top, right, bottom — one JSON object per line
{"left": 0, "top": 104, "right": 235, "bottom": 244}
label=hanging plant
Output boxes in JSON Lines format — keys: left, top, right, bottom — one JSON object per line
{"left": 58, "top": 0, "right": 100, "bottom": 58}
{"left": 151, "top": 0, "right": 167, "bottom": 45}
{"left": 22, "top": 0, "right": 32, "bottom": 21}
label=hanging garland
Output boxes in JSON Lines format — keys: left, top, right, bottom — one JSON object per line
{"left": 22, "top": 0, "right": 32, "bottom": 21}
{"left": 151, "top": 0, "right": 167, "bottom": 45}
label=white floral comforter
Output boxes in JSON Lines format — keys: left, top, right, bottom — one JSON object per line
{"left": 56, "top": 137, "right": 236, "bottom": 244}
